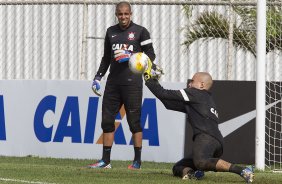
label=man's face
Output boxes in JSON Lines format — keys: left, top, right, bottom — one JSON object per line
{"left": 187, "top": 74, "right": 203, "bottom": 90}
{"left": 115, "top": 5, "right": 132, "bottom": 29}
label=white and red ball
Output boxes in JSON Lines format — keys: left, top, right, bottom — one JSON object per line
{"left": 128, "top": 52, "right": 149, "bottom": 74}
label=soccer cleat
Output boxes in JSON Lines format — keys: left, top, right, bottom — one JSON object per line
{"left": 194, "top": 170, "right": 205, "bottom": 180}
{"left": 182, "top": 170, "right": 205, "bottom": 180}
{"left": 240, "top": 166, "right": 254, "bottom": 183}
{"left": 87, "top": 160, "right": 111, "bottom": 169}
{"left": 128, "top": 161, "right": 141, "bottom": 170}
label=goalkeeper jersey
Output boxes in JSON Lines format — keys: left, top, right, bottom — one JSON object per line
{"left": 145, "top": 79, "right": 224, "bottom": 147}
{"left": 95, "top": 21, "right": 156, "bottom": 85}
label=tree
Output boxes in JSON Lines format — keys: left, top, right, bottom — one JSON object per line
{"left": 183, "top": 2, "right": 282, "bottom": 57}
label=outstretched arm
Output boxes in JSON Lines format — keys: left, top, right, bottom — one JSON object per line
{"left": 143, "top": 59, "right": 187, "bottom": 112}
{"left": 145, "top": 79, "right": 189, "bottom": 102}
{"left": 145, "top": 79, "right": 188, "bottom": 112}
{"left": 161, "top": 99, "right": 186, "bottom": 113}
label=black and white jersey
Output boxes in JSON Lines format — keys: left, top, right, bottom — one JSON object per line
{"left": 145, "top": 79, "right": 224, "bottom": 147}
{"left": 95, "top": 21, "right": 156, "bottom": 85}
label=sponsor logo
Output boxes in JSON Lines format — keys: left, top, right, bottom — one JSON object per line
{"left": 219, "top": 99, "right": 281, "bottom": 137}
{"left": 112, "top": 44, "right": 133, "bottom": 52}
{"left": 128, "top": 32, "right": 135, "bottom": 40}
{"left": 33, "top": 96, "right": 159, "bottom": 146}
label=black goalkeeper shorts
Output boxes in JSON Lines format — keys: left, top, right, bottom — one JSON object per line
{"left": 173, "top": 133, "right": 223, "bottom": 175}
{"left": 192, "top": 133, "right": 223, "bottom": 171}
{"left": 101, "top": 82, "right": 143, "bottom": 133}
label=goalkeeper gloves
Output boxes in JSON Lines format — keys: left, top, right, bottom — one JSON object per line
{"left": 92, "top": 76, "right": 102, "bottom": 97}
{"left": 144, "top": 58, "right": 152, "bottom": 81}
{"left": 114, "top": 49, "right": 131, "bottom": 63}
{"left": 144, "top": 60, "right": 164, "bottom": 81}
{"left": 152, "top": 63, "right": 164, "bottom": 80}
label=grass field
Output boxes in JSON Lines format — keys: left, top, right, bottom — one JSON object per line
{"left": 0, "top": 156, "right": 282, "bottom": 184}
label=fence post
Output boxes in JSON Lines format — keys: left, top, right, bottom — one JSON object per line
{"left": 80, "top": 2, "right": 88, "bottom": 80}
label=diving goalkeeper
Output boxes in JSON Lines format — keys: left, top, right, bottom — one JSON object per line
{"left": 143, "top": 60, "right": 254, "bottom": 183}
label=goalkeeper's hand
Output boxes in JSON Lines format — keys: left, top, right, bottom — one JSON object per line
{"left": 152, "top": 63, "right": 164, "bottom": 80}
{"left": 92, "top": 76, "right": 102, "bottom": 97}
{"left": 144, "top": 60, "right": 164, "bottom": 81}
{"left": 114, "top": 49, "right": 131, "bottom": 63}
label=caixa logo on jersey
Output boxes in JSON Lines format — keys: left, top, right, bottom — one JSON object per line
{"left": 33, "top": 96, "right": 160, "bottom": 146}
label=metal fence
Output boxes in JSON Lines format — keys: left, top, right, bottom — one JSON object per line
{"left": 0, "top": 0, "right": 281, "bottom": 82}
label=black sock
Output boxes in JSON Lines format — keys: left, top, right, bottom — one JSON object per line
{"left": 229, "top": 164, "right": 244, "bottom": 175}
{"left": 134, "top": 147, "right": 142, "bottom": 164}
{"left": 102, "top": 146, "right": 112, "bottom": 164}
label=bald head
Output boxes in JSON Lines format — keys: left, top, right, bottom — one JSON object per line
{"left": 116, "top": 1, "right": 131, "bottom": 13}
{"left": 197, "top": 72, "right": 213, "bottom": 90}
{"left": 188, "top": 72, "right": 213, "bottom": 91}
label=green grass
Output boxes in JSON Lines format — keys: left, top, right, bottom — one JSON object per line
{"left": 0, "top": 156, "right": 282, "bottom": 184}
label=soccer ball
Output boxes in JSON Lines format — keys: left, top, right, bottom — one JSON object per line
{"left": 128, "top": 52, "right": 149, "bottom": 74}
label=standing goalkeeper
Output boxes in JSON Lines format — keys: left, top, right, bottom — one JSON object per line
{"left": 143, "top": 61, "right": 254, "bottom": 183}
{"left": 88, "top": 1, "right": 157, "bottom": 169}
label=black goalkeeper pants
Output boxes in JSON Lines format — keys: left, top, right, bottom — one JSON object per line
{"left": 101, "top": 82, "right": 143, "bottom": 133}
{"left": 173, "top": 133, "right": 223, "bottom": 177}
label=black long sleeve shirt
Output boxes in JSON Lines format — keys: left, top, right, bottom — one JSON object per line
{"left": 145, "top": 79, "right": 224, "bottom": 147}
{"left": 95, "top": 22, "right": 156, "bottom": 85}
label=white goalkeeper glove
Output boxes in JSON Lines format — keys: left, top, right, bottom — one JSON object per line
{"left": 144, "top": 60, "right": 164, "bottom": 81}
{"left": 92, "top": 76, "right": 102, "bottom": 97}
{"left": 114, "top": 49, "right": 131, "bottom": 63}
{"left": 152, "top": 63, "right": 164, "bottom": 80}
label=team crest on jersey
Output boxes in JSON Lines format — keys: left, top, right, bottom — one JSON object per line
{"left": 128, "top": 32, "right": 135, "bottom": 40}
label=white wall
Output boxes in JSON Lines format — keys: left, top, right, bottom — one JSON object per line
{"left": 0, "top": 3, "right": 280, "bottom": 81}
